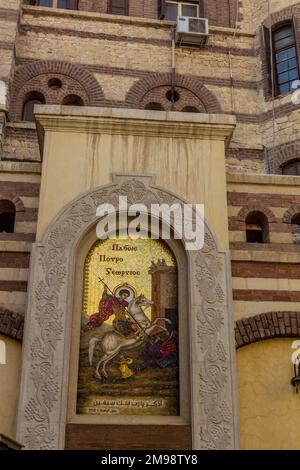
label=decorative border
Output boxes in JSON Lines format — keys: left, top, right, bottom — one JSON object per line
{"left": 16, "top": 177, "right": 238, "bottom": 450}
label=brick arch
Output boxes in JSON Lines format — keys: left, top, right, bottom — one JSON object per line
{"left": 125, "top": 73, "right": 222, "bottom": 113}
{"left": 236, "top": 204, "right": 276, "bottom": 227}
{"left": 235, "top": 312, "right": 300, "bottom": 349}
{"left": 10, "top": 60, "right": 105, "bottom": 120}
{"left": 262, "top": 5, "right": 297, "bottom": 28}
{"left": 283, "top": 204, "right": 300, "bottom": 224}
{"left": 0, "top": 192, "right": 24, "bottom": 212}
{"left": 269, "top": 140, "right": 300, "bottom": 174}
{"left": 0, "top": 308, "right": 24, "bottom": 341}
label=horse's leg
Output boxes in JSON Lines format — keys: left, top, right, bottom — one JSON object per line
{"left": 101, "top": 349, "right": 121, "bottom": 379}
{"left": 89, "top": 337, "right": 99, "bottom": 366}
{"left": 95, "top": 353, "right": 111, "bottom": 379}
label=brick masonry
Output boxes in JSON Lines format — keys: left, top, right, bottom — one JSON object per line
{"left": 3, "top": 308, "right": 298, "bottom": 347}
{"left": 1, "top": 1, "right": 300, "bottom": 341}
{"left": 26, "top": 0, "right": 239, "bottom": 27}
{"left": 0, "top": 308, "right": 23, "bottom": 341}
{"left": 235, "top": 312, "right": 300, "bottom": 348}
{"left": 10, "top": 60, "right": 105, "bottom": 120}
{"left": 125, "top": 72, "right": 222, "bottom": 112}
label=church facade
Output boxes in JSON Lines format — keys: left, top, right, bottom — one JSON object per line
{"left": 1, "top": 0, "right": 300, "bottom": 450}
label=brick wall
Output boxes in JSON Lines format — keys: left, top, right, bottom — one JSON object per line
{"left": 1, "top": 1, "right": 300, "bottom": 331}
{"left": 0, "top": 161, "right": 40, "bottom": 315}
{"left": 24, "top": 0, "right": 240, "bottom": 25}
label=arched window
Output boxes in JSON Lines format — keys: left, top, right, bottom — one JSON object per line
{"left": 245, "top": 211, "right": 269, "bottom": 243}
{"left": 291, "top": 213, "right": 300, "bottom": 244}
{"left": 22, "top": 91, "right": 45, "bottom": 122}
{"left": 282, "top": 159, "right": 300, "bottom": 175}
{"left": 0, "top": 200, "right": 16, "bottom": 233}
{"left": 145, "top": 102, "right": 165, "bottom": 111}
{"left": 181, "top": 106, "right": 200, "bottom": 112}
{"left": 273, "top": 22, "right": 299, "bottom": 95}
{"left": 62, "top": 94, "right": 84, "bottom": 106}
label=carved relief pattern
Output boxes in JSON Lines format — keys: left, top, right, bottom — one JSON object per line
{"left": 22, "top": 178, "right": 235, "bottom": 449}
{"left": 195, "top": 233, "right": 233, "bottom": 449}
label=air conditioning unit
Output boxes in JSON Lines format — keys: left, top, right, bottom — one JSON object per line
{"left": 175, "top": 17, "right": 209, "bottom": 47}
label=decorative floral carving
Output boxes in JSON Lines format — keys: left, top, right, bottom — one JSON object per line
{"left": 195, "top": 233, "right": 233, "bottom": 449}
{"left": 20, "top": 177, "right": 236, "bottom": 450}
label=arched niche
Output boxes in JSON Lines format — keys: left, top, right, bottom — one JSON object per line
{"left": 66, "top": 219, "right": 190, "bottom": 449}
{"left": 16, "top": 175, "right": 238, "bottom": 450}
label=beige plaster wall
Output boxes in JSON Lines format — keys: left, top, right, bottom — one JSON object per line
{"left": 0, "top": 334, "right": 22, "bottom": 440}
{"left": 35, "top": 107, "right": 235, "bottom": 249}
{"left": 237, "top": 338, "right": 300, "bottom": 450}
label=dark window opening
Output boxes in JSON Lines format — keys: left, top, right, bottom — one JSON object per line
{"left": 273, "top": 23, "right": 299, "bottom": 95}
{"left": 145, "top": 102, "right": 165, "bottom": 111}
{"left": 291, "top": 213, "right": 300, "bottom": 244}
{"left": 57, "top": 0, "right": 78, "bottom": 9}
{"left": 34, "top": 0, "right": 52, "bottom": 6}
{"left": 245, "top": 211, "right": 269, "bottom": 244}
{"left": 0, "top": 201, "right": 16, "bottom": 233}
{"left": 282, "top": 159, "right": 300, "bottom": 175}
{"left": 29, "top": 0, "right": 78, "bottom": 8}
{"left": 22, "top": 91, "right": 46, "bottom": 122}
{"left": 48, "top": 78, "right": 62, "bottom": 89}
{"left": 107, "top": 0, "right": 129, "bottom": 16}
{"left": 62, "top": 94, "right": 84, "bottom": 106}
{"left": 166, "top": 89, "right": 180, "bottom": 102}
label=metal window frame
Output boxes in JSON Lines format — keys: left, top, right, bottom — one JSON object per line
{"left": 165, "top": 1, "right": 200, "bottom": 18}
{"left": 272, "top": 21, "right": 300, "bottom": 95}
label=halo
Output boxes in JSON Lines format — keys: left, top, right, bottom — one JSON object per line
{"left": 113, "top": 283, "right": 136, "bottom": 303}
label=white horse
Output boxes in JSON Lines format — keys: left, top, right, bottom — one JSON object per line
{"left": 89, "top": 294, "right": 171, "bottom": 379}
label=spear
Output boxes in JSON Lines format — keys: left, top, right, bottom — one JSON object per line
{"left": 93, "top": 271, "right": 150, "bottom": 337}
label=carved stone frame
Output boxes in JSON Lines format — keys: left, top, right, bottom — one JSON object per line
{"left": 16, "top": 175, "right": 239, "bottom": 450}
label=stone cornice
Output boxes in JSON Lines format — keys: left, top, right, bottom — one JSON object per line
{"left": 21, "top": 5, "right": 255, "bottom": 37}
{"left": 0, "top": 160, "right": 41, "bottom": 174}
{"left": 231, "top": 249, "right": 300, "bottom": 264}
{"left": 227, "top": 172, "right": 300, "bottom": 186}
{"left": 35, "top": 106, "right": 236, "bottom": 157}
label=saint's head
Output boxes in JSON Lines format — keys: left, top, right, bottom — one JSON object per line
{"left": 118, "top": 289, "right": 130, "bottom": 300}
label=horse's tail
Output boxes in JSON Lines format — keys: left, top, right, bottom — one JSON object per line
{"left": 89, "top": 337, "right": 100, "bottom": 366}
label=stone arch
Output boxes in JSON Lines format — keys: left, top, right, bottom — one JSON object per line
{"left": 235, "top": 312, "right": 300, "bottom": 349}
{"left": 0, "top": 308, "right": 24, "bottom": 341}
{"left": 17, "top": 176, "right": 237, "bottom": 450}
{"left": 262, "top": 5, "right": 297, "bottom": 29}
{"left": 0, "top": 192, "right": 24, "bottom": 212}
{"left": 269, "top": 140, "right": 300, "bottom": 174}
{"left": 125, "top": 73, "right": 222, "bottom": 113}
{"left": 283, "top": 204, "right": 300, "bottom": 224}
{"left": 10, "top": 61, "right": 105, "bottom": 120}
{"left": 236, "top": 204, "right": 276, "bottom": 227}
{"left": 237, "top": 204, "right": 276, "bottom": 223}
